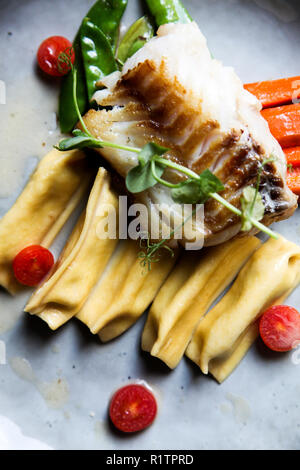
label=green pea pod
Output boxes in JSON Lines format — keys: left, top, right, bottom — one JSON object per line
{"left": 144, "top": 0, "right": 192, "bottom": 26}
{"left": 59, "top": 0, "right": 127, "bottom": 133}
{"left": 58, "top": 37, "right": 87, "bottom": 134}
{"left": 86, "top": 0, "right": 128, "bottom": 53}
{"left": 81, "top": 19, "right": 117, "bottom": 100}
{"left": 117, "top": 16, "right": 154, "bottom": 64}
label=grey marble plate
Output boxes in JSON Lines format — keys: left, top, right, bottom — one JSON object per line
{"left": 0, "top": 0, "right": 300, "bottom": 450}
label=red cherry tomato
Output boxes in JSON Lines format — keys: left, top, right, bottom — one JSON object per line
{"left": 37, "top": 36, "right": 75, "bottom": 77}
{"left": 13, "top": 245, "right": 54, "bottom": 287}
{"left": 109, "top": 384, "right": 157, "bottom": 433}
{"left": 259, "top": 305, "right": 300, "bottom": 352}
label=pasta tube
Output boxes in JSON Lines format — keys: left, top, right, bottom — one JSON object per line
{"left": 77, "top": 239, "right": 178, "bottom": 342}
{"left": 25, "top": 168, "right": 118, "bottom": 329}
{"left": 208, "top": 322, "right": 259, "bottom": 384}
{"left": 142, "top": 236, "right": 261, "bottom": 369}
{"left": 186, "top": 236, "right": 300, "bottom": 379}
{"left": 207, "top": 289, "right": 294, "bottom": 383}
{"left": 0, "top": 149, "right": 94, "bottom": 294}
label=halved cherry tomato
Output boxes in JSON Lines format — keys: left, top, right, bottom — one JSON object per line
{"left": 13, "top": 245, "right": 54, "bottom": 287}
{"left": 37, "top": 36, "right": 75, "bottom": 77}
{"left": 259, "top": 305, "right": 300, "bottom": 352}
{"left": 109, "top": 384, "right": 157, "bottom": 433}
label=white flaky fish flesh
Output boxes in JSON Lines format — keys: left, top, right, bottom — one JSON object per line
{"left": 83, "top": 22, "right": 297, "bottom": 246}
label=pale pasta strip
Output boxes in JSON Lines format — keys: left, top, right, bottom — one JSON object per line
{"left": 142, "top": 236, "right": 261, "bottom": 369}
{"left": 77, "top": 240, "right": 178, "bottom": 342}
{"left": 208, "top": 289, "right": 294, "bottom": 383}
{"left": 0, "top": 149, "right": 93, "bottom": 294}
{"left": 208, "top": 322, "right": 259, "bottom": 384}
{"left": 186, "top": 236, "right": 300, "bottom": 379}
{"left": 25, "top": 168, "right": 118, "bottom": 330}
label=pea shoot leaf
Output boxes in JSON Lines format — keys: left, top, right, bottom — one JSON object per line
{"left": 126, "top": 160, "right": 165, "bottom": 193}
{"left": 171, "top": 170, "right": 224, "bottom": 204}
{"left": 56, "top": 130, "right": 104, "bottom": 151}
{"left": 198, "top": 169, "right": 225, "bottom": 194}
{"left": 72, "top": 129, "right": 88, "bottom": 137}
{"left": 171, "top": 180, "right": 204, "bottom": 204}
{"left": 138, "top": 143, "right": 169, "bottom": 167}
{"left": 126, "top": 143, "right": 168, "bottom": 193}
{"left": 240, "top": 186, "right": 265, "bottom": 231}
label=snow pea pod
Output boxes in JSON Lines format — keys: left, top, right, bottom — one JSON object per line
{"left": 81, "top": 19, "right": 117, "bottom": 100}
{"left": 86, "top": 0, "right": 128, "bottom": 54}
{"left": 59, "top": 37, "right": 86, "bottom": 134}
{"left": 117, "top": 16, "right": 154, "bottom": 64}
{"left": 59, "top": 0, "right": 127, "bottom": 133}
{"left": 145, "top": 0, "right": 192, "bottom": 26}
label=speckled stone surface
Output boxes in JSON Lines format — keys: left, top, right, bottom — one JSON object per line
{"left": 0, "top": 0, "right": 300, "bottom": 450}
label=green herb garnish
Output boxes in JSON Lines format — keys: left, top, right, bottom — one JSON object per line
{"left": 138, "top": 207, "right": 199, "bottom": 271}
{"left": 240, "top": 157, "right": 275, "bottom": 232}
{"left": 241, "top": 187, "right": 265, "bottom": 232}
{"left": 126, "top": 143, "right": 168, "bottom": 193}
{"left": 138, "top": 235, "right": 175, "bottom": 272}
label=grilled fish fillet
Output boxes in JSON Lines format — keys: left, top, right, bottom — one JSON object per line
{"left": 83, "top": 22, "right": 297, "bottom": 246}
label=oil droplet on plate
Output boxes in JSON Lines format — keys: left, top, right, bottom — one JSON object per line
{"left": 225, "top": 392, "right": 251, "bottom": 424}
{"left": 9, "top": 356, "right": 69, "bottom": 409}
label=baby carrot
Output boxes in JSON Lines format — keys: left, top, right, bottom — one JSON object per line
{"left": 262, "top": 104, "right": 300, "bottom": 148}
{"left": 286, "top": 167, "right": 300, "bottom": 195}
{"left": 245, "top": 76, "right": 300, "bottom": 108}
{"left": 284, "top": 148, "right": 300, "bottom": 167}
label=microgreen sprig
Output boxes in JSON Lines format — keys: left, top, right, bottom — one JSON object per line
{"left": 55, "top": 58, "right": 278, "bottom": 248}
{"left": 138, "top": 235, "right": 175, "bottom": 272}
{"left": 240, "top": 157, "right": 275, "bottom": 232}
{"left": 138, "top": 208, "right": 198, "bottom": 271}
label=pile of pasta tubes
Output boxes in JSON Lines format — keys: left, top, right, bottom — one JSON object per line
{"left": 1, "top": 145, "right": 300, "bottom": 383}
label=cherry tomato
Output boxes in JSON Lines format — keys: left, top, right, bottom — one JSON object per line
{"left": 37, "top": 36, "right": 75, "bottom": 77}
{"left": 109, "top": 384, "right": 157, "bottom": 433}
{"left": 259, "top": 305, "right": 300, "bottom": 352}
{"left": 13, "top": 245, "right": 54, "bottom": 287}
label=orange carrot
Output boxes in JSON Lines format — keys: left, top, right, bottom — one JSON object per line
{"left": 286, "top": 167, "right": 300, "bottom": 195}
{"left": 284, "top": 148, "right": 300, "bottom": 167}
{"left": 245, "top": 76, "right": 300, "bottom": 108}
{"left": 262, "top": 104, "right": 300, "bottom": 149}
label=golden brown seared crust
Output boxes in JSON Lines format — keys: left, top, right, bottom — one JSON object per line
{"left": 122, "top": 60, "right": 220, "bottom": 160}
